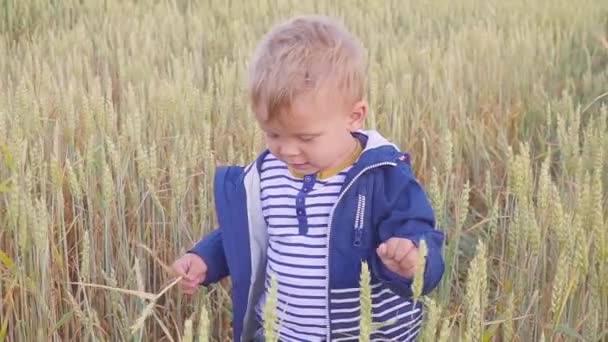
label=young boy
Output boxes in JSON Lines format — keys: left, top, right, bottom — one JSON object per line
{"left": 172, "top": 15, "right": 445, "bottom": 342}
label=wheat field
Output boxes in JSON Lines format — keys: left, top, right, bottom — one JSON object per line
{"left": 1, "top": 0, "right": 607, "bottom": 341}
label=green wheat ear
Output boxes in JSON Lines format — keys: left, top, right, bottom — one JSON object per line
{"left": 420, "top": 297, "right": 441, "bottom": 342}
{"left": 464, "top": 241, "right": 488, "bottom": 342}
{"left": 411, "top": 239, "right": 428, "bottom": 305}
{"left": 359, "top": 261, "right": 398, "bottom": 341}
{"left": 263, "top": 273, "right": 280, "bottom": 342}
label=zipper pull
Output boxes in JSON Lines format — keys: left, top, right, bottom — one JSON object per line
{"left": 354, "top": 228, "right": 363, "bottom": 246}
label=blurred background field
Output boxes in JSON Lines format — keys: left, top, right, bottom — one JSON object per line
{"left": 0, "top": 0, "right": 607, "bottom": 341}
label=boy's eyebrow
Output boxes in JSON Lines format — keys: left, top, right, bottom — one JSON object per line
{"left": 296, "top": 132, "right": 323, "bottom": 138}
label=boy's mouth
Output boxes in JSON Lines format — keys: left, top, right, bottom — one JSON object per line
{"left": 289, "top": 162, "right": 310, "bottom": 171}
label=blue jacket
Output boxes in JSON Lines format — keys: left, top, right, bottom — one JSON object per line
{"left": 189, "top": 131, "right": 445, "bottom": 341}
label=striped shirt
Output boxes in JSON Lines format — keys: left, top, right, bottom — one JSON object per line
{"left": 254, "top": 138, "right": 422, "bottom": 341}
{"left": 255, "top": 152, "right": 353, "bottom": 341}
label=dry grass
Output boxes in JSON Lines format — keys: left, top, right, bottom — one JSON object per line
{"left": 1, "top": 0, "right": 607, "bottom": 340}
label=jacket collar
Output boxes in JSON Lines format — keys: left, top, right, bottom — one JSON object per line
{"left": 353, "top": 130, "right": 401, "bottom": 163}
{"left": 252, "top": 130, "right": 403, "bottom": 176}
{"left": 343, "top": 130, "right": 403, "bottom": 184}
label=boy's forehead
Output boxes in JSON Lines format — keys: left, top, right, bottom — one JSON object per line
{"left": 258, "top": 104, "right": 336, "bottom": 135}
{"left": 259, "top": 111, "right": 326, "bottom": 132}
{"left": 291, "top": 89, "right": 349, "bottom": 114}
{"left": 255, "top": 89, "right": 348, "bottom": 120}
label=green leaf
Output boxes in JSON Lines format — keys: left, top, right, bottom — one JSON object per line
{"left": 0, "top": 278, "right": 17, "bottom": 342}
{"left": 0, "top": 144, "right": 15, "bottom": 172}
{"left": 53, "top": 311, "right": 74, "bottom": 332}
{"left": 555, "top": 325, "right": 585, "bottom": 341}
{"left": 0, "top": 314, "right": 8, "bottom": 342}
{"left": 483, "top": 323, "right": 499, "bottom": 342}
{"left": 0, "top": 181, "right": 10, "bottom": 193}
{"left": 0, "top": 250, "right": 15, "bottom": 271}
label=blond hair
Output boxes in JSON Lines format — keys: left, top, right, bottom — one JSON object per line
{"left": 247, "top": 15, "right": 366, "bottom": 121}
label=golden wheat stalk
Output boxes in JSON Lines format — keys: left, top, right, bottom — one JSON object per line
{"left": 437, "top": 318, "right": 451, "bottom": 342}
{"left": 502, "top": 292, "right": 515, "bottom": 342}
{"left": 359, "top": 261, "right": 372, "bottom": 342}
{"left": 464, "top": 240, "right": 487, "bottom": 341}
{"left": 129, "top": 275, "right": 183, "bottom": 333}
{"left": 198, "top": 301, "right": 210, "bottom": 342}
{"left": 263, "top": 273, "right": 279, "bottom": 342}
{"left": 182, "top": 316, "right": 194, "bottom": 342}
{"left": 411, "top": 239, "right": 428, "bottom": 304}
{"left": 420, "top": 297, "right": 440, "bottom": 342}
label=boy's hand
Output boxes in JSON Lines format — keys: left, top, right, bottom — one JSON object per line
{"left": 172, "top": 253, "right": 208, "bottom": 295}
{"left": 376, "top": 238, "right": 419, "bottom": 279}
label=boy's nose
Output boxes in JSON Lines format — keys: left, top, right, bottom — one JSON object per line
{"left": 278, "top": 142, "right": 300, "bottom": 157}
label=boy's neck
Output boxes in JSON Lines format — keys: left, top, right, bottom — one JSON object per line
{"left": 289, "top": 137, "right": 362, "bottom": 180}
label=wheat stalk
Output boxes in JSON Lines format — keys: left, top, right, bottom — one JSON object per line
{"left": 359, "top": 261, "right": 372, "bottom": 342}
{"left": 263, "top": 273, "right": 279, "bottom": 342}
{"left": 503, "top": 292, "right": 515, "bottom": 342}
{"left": 3, "top": 1, "right": 608, "bottom": 340}
{"left": 130, "top": 275, "right": 184, "bottom": 333}
{"left": 420, "top": 297, "right": 440, "bottom": 342}
{"left": 197, "top": 301, "right": 210, "bottom": 342}
{"left": 464, "top": 240, "right": 487, "bottom": 341}
{"left": 183, "top": 316, "right": 194, "bottom": 342}
{"left": 411, "top": 239, "right": 428, "bottom": 304}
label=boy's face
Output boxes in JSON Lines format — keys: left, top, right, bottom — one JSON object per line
{"left": 256, "top": 91, "right": 367, "bottom": 176}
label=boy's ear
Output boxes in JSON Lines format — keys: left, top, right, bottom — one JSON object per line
{"left": 347, "top": 100, "right": 368, "bottom": 131}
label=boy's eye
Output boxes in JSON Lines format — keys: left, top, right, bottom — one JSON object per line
{"left": 265, "top": 132, "right": 279, "bottom": 139}
{"left": 299, "top": 135, "right": 319, "bottom": 142}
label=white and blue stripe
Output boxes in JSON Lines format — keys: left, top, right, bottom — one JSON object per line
{"left": 255, "top": 152, "right": 423, "bottom": 341}
{"left": 255, "top": 154, "right": 351, "bottom": 341}
{"left": 329, "top": 284, "right": 423, "bottom": 341}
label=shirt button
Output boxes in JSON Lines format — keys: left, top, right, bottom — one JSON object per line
{"left": 297, "top": 209, "right": 304, "bottom": 215}
{"left": 304, "top": 176, "right": 311, "bottom": 182}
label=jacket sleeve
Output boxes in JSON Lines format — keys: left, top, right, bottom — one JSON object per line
{"left": 370, "top": 163, "right": 445, "bottom": 298}
{"left": 188, "top": 228, "right": 229, "bottom": 285}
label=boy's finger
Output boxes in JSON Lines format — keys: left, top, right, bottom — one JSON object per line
{"left": 382, "top": 258, "right": 399, "bottom": 272}
{"left": 179, "top": 277, "right": 193, "bottom": 286}
{"left": 179, "top": 272, "right": 197, "bottom": 284}
{"left": 384, "top": 240, "right": 399, "bottom": 260}
{"left": 378, "top": 248, "right": 399, "bottom": 271}
{"left": 188, "top": 268, "right": 206, "bottom": 283}
{"left": 392, "top": 242, "right": 410, "bottom": 262}
{"left": 400, "top": 250, "right": 418, "bottom": 271}
{"left": 377, "top": 246, "right": 391, "bottom": 267}
{"left": 172, "top": 261, "right": 190, "bottom": 276}
{"left": 398, "top": 263, "right": 416, "bottom": 278}
{"left": 180, "top": 280, "right": 198, "bottom": 291}
{"left": 407, "top": 250, "right": 419, "bottom": 266}
{"left": 377, "top": 243, "right": 388, "bottom": 258}
{"left": 182, "top": 270, "right": 195, "bottom": 282}
{"left": 175, "top": 268, "right": 189, "bottom": 279}
{"left": 398, "top": 242, "right": 417, "bottom": 262}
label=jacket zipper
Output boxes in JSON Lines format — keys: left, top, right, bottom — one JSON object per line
{"left": 354, "top": 194, "right": 366, "bottom": 246}
{"left": 324, "top": 161, "right": 397, "bottom": 341}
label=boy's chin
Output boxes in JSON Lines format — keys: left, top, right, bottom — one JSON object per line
{"left": 289, "top": 163, "right": 318, "bottom": 175}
